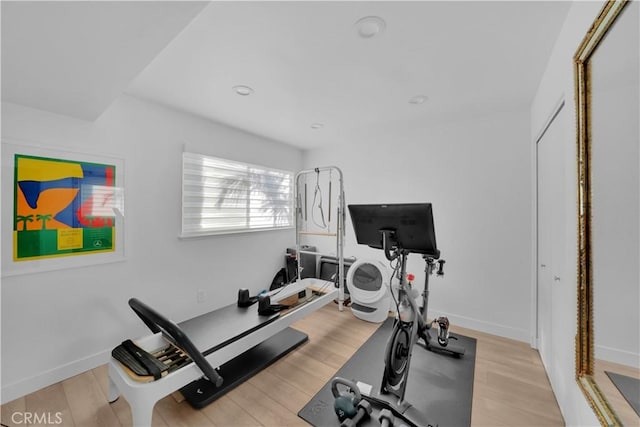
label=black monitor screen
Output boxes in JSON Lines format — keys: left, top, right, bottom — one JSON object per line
{"left": 318, "top": 256, "right": 355, "bottom": 287}
{"left": 348, "top": 203, "right": 439, "bottom": 257}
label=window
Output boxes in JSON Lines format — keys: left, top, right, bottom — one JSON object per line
{"left": 181, "top": 152, "right": 294, "bottom": 237}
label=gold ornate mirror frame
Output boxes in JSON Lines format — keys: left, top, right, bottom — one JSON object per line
{"left": 574, "top": 1, "right": 629, "bottom": 425}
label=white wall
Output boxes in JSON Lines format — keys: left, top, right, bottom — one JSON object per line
{"left": 0, "top": 96, "right": 302, "bottom": 403}
{"left": 530, "top": 1, "right": 608, "bottom": 425}
{"left": 303, "top": 109, "right": 533, "bottom": 343}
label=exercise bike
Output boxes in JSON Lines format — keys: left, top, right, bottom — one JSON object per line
{"left": 330, "top": 230, "right": 436, "bottom": 427}
{"left": 344, "top": 203, "right": 462, "bottom": 427}
{"left": 376, "top": 230, "right": 433, "bottom": 424}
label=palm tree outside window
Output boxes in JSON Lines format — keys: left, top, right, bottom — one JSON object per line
{"left": 181, "top": 152, "right": 294, "bottom": 237}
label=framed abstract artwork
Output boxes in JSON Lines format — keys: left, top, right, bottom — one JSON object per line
{"left": 2, "top": 141, "right": 125, "bottom": 276}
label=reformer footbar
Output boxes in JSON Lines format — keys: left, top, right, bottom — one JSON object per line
{"left": 128, "top": 298, "right": 224, "bottom": 387}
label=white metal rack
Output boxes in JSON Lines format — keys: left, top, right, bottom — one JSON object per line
{"left": 294, "top": 166, "right": 346, "bottom": 310}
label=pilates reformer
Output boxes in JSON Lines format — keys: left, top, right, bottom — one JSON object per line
{"left": 108, "top": 278, "right": 337, "bottom": 427}
{"left": 109, "top": 165, "right": 348, "bottom": 426}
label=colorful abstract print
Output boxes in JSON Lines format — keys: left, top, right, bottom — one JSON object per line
{"left": 14, "top": 154, "right": 116, "bottom": 261}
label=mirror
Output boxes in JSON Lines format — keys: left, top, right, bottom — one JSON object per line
{"left": 574, "top": 0, "right": 639, "bottom": 425}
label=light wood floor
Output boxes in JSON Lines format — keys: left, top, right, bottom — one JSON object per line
{"left": 594, "top": 359, "right": 640, "bottom": 426}
{"left": 1, "top": 305, "right": 564, "bottom": 426}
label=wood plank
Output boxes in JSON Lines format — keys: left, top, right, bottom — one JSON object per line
{"left": 199, "top": 395, "right": 261, "bottom": 427}
{"left": 91, "top": 365, "right": 169, "bottom": 427}
{"left": 23, "top": 383, "right": 74, "bottom": 427}
{"left": 267, "top": 355, "right": 334, "bottom": 398}
{"left": 0, "top": 396, "right": 26, "bottom": 427}
{"left": 248, "top": 370, "right": 312, "bottom": 414}
{"left": 298, "top": 231, "right": 337, "bottom": 236}
{"left": 62, "top": 371, "right": 121, "bottom": 427}
{"left": 226, "top": 381, "right": 307, "bottom": 426}
{"left": 154, "top": 395, "right": 216, "bottom": 427}
{"left": 295, "top": 338, "right": 356, "bottom": 369}
{"left": 474, "top": 375, "right": 562, "bottom": 417}
{"left": 472, "top": 395, "right": 564, "bottom": 426}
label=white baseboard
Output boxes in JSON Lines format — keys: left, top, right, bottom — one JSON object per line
{"left": 1, "top": 349, "right": 110, "bottom": 404}
{"left": 431, "top": 309, "right": 530, "bottom": 343}
{"left": 595, "top": 344, "right": 640, "bottom": 368}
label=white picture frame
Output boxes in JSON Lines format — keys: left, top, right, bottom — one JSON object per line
{"left": 1, "top": 140, "right": 125, "bottom": 277}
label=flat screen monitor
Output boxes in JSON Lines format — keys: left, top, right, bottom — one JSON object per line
{"left": 318, "top": 256, "right": 355, "bottom": 286}
{"left": 348, "top": 203, "right": 439, "bottom": 257}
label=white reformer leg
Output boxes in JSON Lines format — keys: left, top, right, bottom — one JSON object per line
{"left": 130, "top": 400, "right": 155, "bottom": 427}
{"left": 108, "top": 359, "right": 164, "bottom": 427}
{"left": 108, "top": 373, "right": 120, "bottom": 403}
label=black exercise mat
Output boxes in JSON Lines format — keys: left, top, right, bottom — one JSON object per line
{"left": 298, "top": 318, "right": 477, "bottom": 427}
{"left": 606, "top": 371, "right": 640, "bottom": 417}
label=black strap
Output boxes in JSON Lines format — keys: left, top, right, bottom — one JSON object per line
{"left": 122, "top": 339, "right": 162, "bottom": 380}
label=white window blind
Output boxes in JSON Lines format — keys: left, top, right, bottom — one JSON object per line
{"left": 182, "top": 152, "right": 294, "bottom": 237}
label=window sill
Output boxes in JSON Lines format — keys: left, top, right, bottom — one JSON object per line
{"left": 179, "top": 226, "right": 295, "bottom": 239}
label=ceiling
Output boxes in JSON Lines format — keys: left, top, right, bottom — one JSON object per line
{"left": 2, "top": 1, "right": 572, "bottom": 149}
{"left": 1, "top": 1, "right": 208, "bottom": 121}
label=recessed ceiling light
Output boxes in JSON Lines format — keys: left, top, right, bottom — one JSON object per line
{"left": 310, "top": 123, "right": 324, "bottom": 129}
{"left": 355, "top": 16, "right": 386, "bottom": 39}
{"left": 233, "top": 85, "right": 254, "bottom": 96}
{"left": 409, "top": 95, "right": 428, "bottom": 105}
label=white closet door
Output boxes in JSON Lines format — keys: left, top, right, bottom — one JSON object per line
{"left": 536, "top": 106, "right": 565, "bottom": 377}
